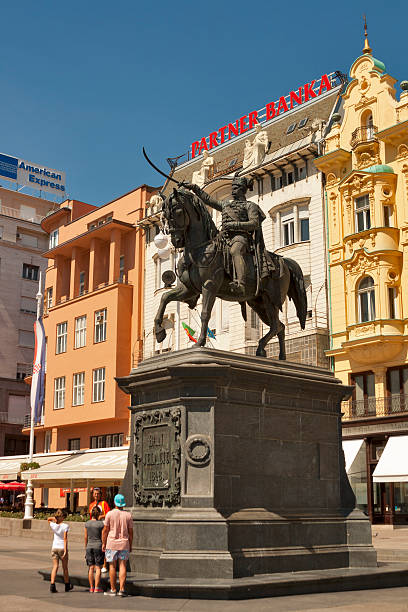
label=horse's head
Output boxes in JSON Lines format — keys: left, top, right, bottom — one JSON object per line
{"left": 162, "top": 187, "right": 218, "bottom": 249}
{"left": 162, "top": 188, "right": 190, "bottom": 249}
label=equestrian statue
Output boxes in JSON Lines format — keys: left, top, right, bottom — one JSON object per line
{"left": 147, "top": 159, "right": 307, "bottom": 359}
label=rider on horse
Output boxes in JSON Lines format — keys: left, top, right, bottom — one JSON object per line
{"left": 182, "top": 175, "right": 279, "bottom": 298}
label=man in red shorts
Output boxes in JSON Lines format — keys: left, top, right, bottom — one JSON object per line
{"left": 102, "top": 494, "right": 133, "bottom": 597}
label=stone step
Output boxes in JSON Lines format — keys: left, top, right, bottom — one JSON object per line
{"left": 39, "top": 564, "right": 408, "bottom": 600}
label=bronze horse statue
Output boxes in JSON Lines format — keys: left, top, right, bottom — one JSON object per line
{"left": 154, "top": 187, "right": 307, "bottom": 359}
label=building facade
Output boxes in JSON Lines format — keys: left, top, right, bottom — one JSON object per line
{"left": 24, "top": 185, "right": 155, "bottom": 509}
{"left": 0, "top": 187, "right": 54, "bottom": 456}
{"left": 142, "top": 74, "right": 345, "bottom": 366}
{"left": 315, "top": 38, "right": 408, "bottom": 523}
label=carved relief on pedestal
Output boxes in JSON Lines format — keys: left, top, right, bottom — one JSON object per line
{"left": 185, "top": 435, "right": 211, "bottom": 466}
{"left": 133, "top": 408, "right": 181, "bottom": 507}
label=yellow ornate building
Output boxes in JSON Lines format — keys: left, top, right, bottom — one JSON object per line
{"left": 315, "top": 33, "right": 408, "bottom": 524}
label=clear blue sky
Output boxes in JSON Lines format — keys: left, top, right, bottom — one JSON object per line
{"left": 1, "top": 1, "right": 406, "bottom": 206}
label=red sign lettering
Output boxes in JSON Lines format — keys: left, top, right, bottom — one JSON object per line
{"left": 190, "top": 74, "right": 334, "bottom": 157}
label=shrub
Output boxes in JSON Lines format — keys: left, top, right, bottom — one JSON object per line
{"left": 20, "top": 462, "right": 40, "bottom": 471}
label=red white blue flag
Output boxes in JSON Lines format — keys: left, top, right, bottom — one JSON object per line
{"left": 30, "top": 317, "right": 46, "bottom": 424}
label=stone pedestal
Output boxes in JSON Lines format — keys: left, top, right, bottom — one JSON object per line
{"left": 116, "top": 348, "right": 376, "bottom": 579}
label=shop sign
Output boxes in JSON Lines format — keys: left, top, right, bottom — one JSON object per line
{"left": 0, "top": 152, "right": 66, "bottom": 195}
{"left": 191, "top": 73, "right": 334, "bottom": 158}
{"left": 60, "top": 487, "right": 87, "bottom": 497}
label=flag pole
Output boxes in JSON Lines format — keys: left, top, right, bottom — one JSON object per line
{"left": 24, "top": 272, "right": 43, "bottom": 521}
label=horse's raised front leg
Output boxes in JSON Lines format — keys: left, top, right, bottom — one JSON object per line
{"left": 196, "top": 283, "right": 216, "bottom": 347}
{"left": 154, "top": 284, "right": 198, "bottom": 343}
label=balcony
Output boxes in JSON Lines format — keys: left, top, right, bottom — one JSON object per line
{"left": 23, "top": 413, "right": 44, "bottom": 428}
{"left": 0, "top": 412, "right": 26, "bottom": 425}
{"left": 342, "top": 395, "right": 408, "bottom": 421}
{"left": 350, "top": 125, "right": 378, "bottom": 150}
{"left": 0, "top": 205, "right": 44, "bottom": 225}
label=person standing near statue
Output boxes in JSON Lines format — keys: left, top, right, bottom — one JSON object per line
{"left": 89, "top": 488, "right": 110, "bottom": 573}
{"left": 182, "top": 175, "right": 278, "bottom": 297}
{"left": 102, "top": 494, "right": 133, "bottom": 597}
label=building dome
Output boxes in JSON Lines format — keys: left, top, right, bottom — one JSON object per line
{"left": 365, "top": 164, "right": 394, "bottom": 174}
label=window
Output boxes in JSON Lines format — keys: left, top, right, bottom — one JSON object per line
{"left": 276, "top": 175, "right": 283, "bottom": 190}
{"left": 20, "top": 297, "right": 36, "bottom": 314}
{"left": 300, "top": 218, "right": 310, "bottom": 241}
{"left": 46, "top": 288, "right": 53, "bottom": 310}
{"left": 358, "top": 276, "right": 375, "bottom": 323}
{"left": 90, "top": 433, "right": 124, "bottom": 449}
{"left": 44, "top": 430, "right": 51, "bottom": 453}
{"left": 54, "top": 376, "right": 66, "bottom": 409}
{"left": 287, "top": 123, "right": 297, "bottom": 134}
{"left": 298, "top": 118, "right": 308, "bottom": 129}
{"left": 79, "top": 271, "right": 86, "bottom": 295}
{"left": 68, "top": 438, "right": 80, "bottom": 451}
{"left": 384, "top": 205, "right": 392, "bottom": 227}
{"left": 287, "top": 171, "right": 294, "bottom": 185}
{"left": 299, "top": 165, "right": 306, "bottom": 179}
{"left": 119, "top": 255, "right": 125, "bottom": 282}
{"left": 355, "top": 195, "right": 371, "bottom": 232}
{"left": 72, "top": 372, "right": 85, "bottom": 406}
{"left": 92, "top": 367, "right": 105, "bottom": 402}
{"left": 282, "top": 219, "right": 295, "bottom": 246}
{"left": 16, "top": 363, "right": 30, "bottom": 380}
{"left": 388, "top": 287, "right": 397, "bottom": 319}
{"left": 56, "top": 322, "right": 67, "bottom": 354}
{"left": 351, "top": 371, "right": 376, "bottom": 416}
{"left": 19, "top": 330, "right": 35, "bottom": 347}
{"left": 49, "top": 229, "right": 59, "bottom": 249}
{"left": 22, "top": 263, "right": 39, "bottom": 281}
{"left": 94, "top": 309, "right": 107, "bottom": 343}
{"left": 250, "top": 308, "right": 259, "bottom": 330}
{"left": 74, "top": 315, "right": 86, "bottom": 348}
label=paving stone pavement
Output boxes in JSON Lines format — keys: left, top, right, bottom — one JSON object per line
{"left": 2, "top": 534, "right": 408, "bottom": 611}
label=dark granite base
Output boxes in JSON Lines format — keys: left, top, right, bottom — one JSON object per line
{"left": 116, "top": 348, "right": 376, "bottom": 579}
{"left": 39, "top": 564, "right": 408, "bottom": 600}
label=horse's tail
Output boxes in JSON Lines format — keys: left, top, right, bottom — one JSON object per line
{"left": 284, "top": 256, "right": 307, "bottom": 330}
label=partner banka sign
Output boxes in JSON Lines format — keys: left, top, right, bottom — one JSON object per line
{"left": 191, "top": 73, "right": 337, "bottom": 158}
{"left": 0, "top": 152, "right": 66, "bottom": 195}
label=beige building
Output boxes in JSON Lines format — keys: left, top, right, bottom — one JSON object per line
{"left": 141, "top": 73, "right": 345, "bottom": 365}
{"left": 315, "top": 35, "right": 408, "bottom": 524}
{"left": 0, "top": 187, "right": 54, "bottom": 455}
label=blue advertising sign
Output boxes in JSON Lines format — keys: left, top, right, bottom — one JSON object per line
{"left": 0, "top": 152, "right": 66, "bottom": 195}
{"left": 0, "top": 153, "right": 18, "bottom": 181}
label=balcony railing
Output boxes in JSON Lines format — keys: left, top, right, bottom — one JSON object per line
{"left": 0, "top": 205, "right": 44, "bottom": 224}
{"left": 350, "top": 125, "right": 377, "bottom": 149}
{"left": 342, "top": 395, "right": 408, "bottom": 420}
{"left": 23, "top": 413, "right": 44, "bottom": 428}
{"left": 0, "top": 412, "right": 26, "bottom": 425}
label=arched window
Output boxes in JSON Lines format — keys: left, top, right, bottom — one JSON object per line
{"left": 358, "top": 276, "right": 375, "bottom": 322}
{"left": 361, "top": 110, "right": 374, "bottom": 140}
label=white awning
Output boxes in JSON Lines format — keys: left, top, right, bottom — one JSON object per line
{"left": 0, "top": 447, "right": 129, "bottom": 486}
{"left": 342, "top": 439, "right": 365, "bottom": 474}
{"left": 0, "top": 453, "right": 63, "bottom": 481}
{"left": 20, "top": 447, "right": 128, "bottom": 486}
{"left": 373, "top": 436, "right": 408, "bottom": 482}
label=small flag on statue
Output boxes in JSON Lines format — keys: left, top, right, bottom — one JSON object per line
{"left": 207, "top": 327, "right": 216, "bottom": 340}
{"left": 182, "top": 322, "right": 197, "bottom": 343}
{"left": 31, "top": 317, "right": 46, "bottom": 424}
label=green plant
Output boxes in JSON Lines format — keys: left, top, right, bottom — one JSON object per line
{"left": 20, "top": 461, "right": 40, "bottom": 471}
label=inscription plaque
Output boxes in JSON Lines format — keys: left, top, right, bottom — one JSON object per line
{"left": 133, "top": 408, "right": 181, "bottom": 506}
{"left": 142, "top": 424, "right": 170, "bottom": 489}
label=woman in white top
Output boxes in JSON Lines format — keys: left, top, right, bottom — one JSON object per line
{"left": 47, "top": 509, "right": 73, "bottom": 593}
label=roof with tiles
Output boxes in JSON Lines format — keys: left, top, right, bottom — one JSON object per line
{"left": 167, "top": 86, "right": 342, "bottom": 192}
